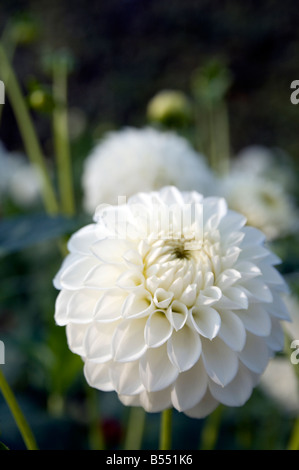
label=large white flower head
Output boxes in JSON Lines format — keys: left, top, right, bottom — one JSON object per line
{"left": 219, "top": 172, "right": 296, "bottom": 241}
{"left": 54, "top": 186, "right": 290, "bottom": 418}
{"left": 81, "top": 127, "right": 213, "bottom": 213}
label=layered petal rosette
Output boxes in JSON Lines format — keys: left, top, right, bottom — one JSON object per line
{"left": 53, "top": 186, "right": 290, "bottom": 418}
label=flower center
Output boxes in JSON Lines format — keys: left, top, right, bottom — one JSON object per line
{"left": 142, "top": 230, "right": 221, "bottom": 303}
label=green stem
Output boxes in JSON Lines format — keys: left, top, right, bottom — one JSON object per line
{"left": 0, "top": 41, "right": 59, "bottom": 215}
{"left": 124, "top": 407, "right": 146, "bottom": 450}
{"left": 199, "top": 405, "right": 223, "bottom": 450}
{"left": 0, "top": 23, "right": 17, "bottom": 125}
{"left": 0, "top": 368, "right": 38, "bottom": 450}
{"left": 287, "top": 416, "right": 299, "bottom": 450}
{"left": 207, "top": 103, "right": 218, "bottom": 173}
{"left": 52, "top": 59, "right": 75, "bottom": 216}
{"left": 86, "top": 387, "right": 105, "bottom": 450}
{"left": 159, "top": 408, "right": 172, "bottom": 450}
{"left": 215, "top": 100, "right": 230, "bottom": 176}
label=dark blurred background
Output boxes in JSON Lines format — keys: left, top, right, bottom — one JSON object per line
{"left": 1, "top": 0, "right": 299, "bottom": 162}
{"left": 0, "top": 0, "right": 299, "bottom": 451}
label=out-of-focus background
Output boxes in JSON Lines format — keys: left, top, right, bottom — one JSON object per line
{"left": 0, "top": 0, "right": 299, "bottom": 450}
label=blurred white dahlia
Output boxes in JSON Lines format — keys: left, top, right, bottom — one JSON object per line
{"left": 219, "top": 172, "right": 296, "bottom": 241}
{"left": 81, "top": 127, "right": 213, "bottom": 213}
{"left": 0, "top": 141, "right": 42, "bottom": 208}
{"left": 53, "top": 186, "right": 290, "bottom": 418}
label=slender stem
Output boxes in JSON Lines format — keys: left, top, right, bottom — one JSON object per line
{"left": 199, "top": 405, "right": 223, "bottom": 450}
{"left": 288, "top": 417, "right": 299, "bottom": 450}
{"left": 86, "top": 387, "right": 105, "bottom": 450}
{"left": 124, "top": 407, "right": 146, "bottom": 450}
{"left": 215, "top": 100, "right": 230, "bottom": 176}
{"left": 159, "top": 408, "right": 172, "bottom": 450}
{"left": 52, "top": 59, "right": 75, "bottom": 216}
{"left": 0, "top": 368, "right": 38, "bottom": 450}
{"left": 207, "top": 103, "right": 218, "bottom": 173}
{"left": 0, "top": 22, "right": 17, "bottom": 125}
{"left": 0, "top": 42, "right": 59, "bottom": 215}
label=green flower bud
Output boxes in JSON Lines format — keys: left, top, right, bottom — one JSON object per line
{"left": 147, "top": 90, "right": 193, "bottom": 127}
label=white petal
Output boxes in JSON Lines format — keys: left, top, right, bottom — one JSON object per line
{"left": 234, "top": 261, "right": 262, "bottom": 280}
{"left": 112, "top": 318, "right": 147, "bottom": 362}
{"left": 236, "top": 304, "right": 272, "bottom": 336}
{"left": 218, "top": 210, "right": 246, "bottom": 233}
{"left": 184, "top": 389, "right": 219, "bottom": 419}
{"left": 121, "top": 290, "right": 154, "bottom": 319}
{"left": 167, "top": 326, "right": 202, "bottom": 372}
{"left": 94, "top": 289, "right": 126, "bottom": 322}
{"left": 241, "top": 226, "right": 266, "bottom": 246}
{"left": 160, "top": 185, "right": 186, "bottom": 205}
{"left": 54, "top": 290, "right": 72, "bottom": 326}
{"left": 190, "top": 306, "right": 221, "bottom": 340}
{"left": 216, "top": 269, "right": 241, "bottom": 290}
{"left": 266, "top": 292, "right": 291, "bottom": 320}
{"left": 218, "top": 287, "right": 248, "bottom": 310}
{"left": 257, "top": 262, "right": 285, "bottom": 286}
{"left": 266, "top": 318, "right": 285, "bottom": 351}
{"left": 171, "top": 359, "right": 208, "bottom": 411}
{"left": 197, "top": 286, "right": 222, "bottom": 307}
{"left": 153, "top": 288, "right": 174, "bottom": 308}
{"left": 239, "top": 332, "right": 270, "bottom": 374}
{"left": 118, "top": 394, "right": 142, "bottom": 408}
{"left": 123, "top": 249, "right": 144, "bottom": 268}
{"left": 221, "top": 246, "right": 241, "bottom": 270}
{"left": 67, "top": 224, "right": 99, "bottom": 255}
{"left": 84, "top": 360, "right": 114, "bottom": 391}
{"left": 240, "top": 244, "right": 270, "bottom": 260}
{"left": 84, "top": 322, "right": 118, "bottom": 363}
{"left": 201, "top": 336, "right": 238, "bottom": 386}
{"left": 116, "top": 270, "right": 145, "bottom": 290}
{"left": 67, "top": 289, "right": 100, "bottom": 323}
{"left": 180, "top": 284, "right": 197, "bottom": 307}
{"left": 66, "top": 322, "right": 89, "bottom": 356}
{"left": 168, "top": 277, "right": 184, "bottom": 298}
{"left": 166, "top": 300, "right": 188, "bottom": 331}
{"left": 84, "top": 264, "right": 125, "bottom": 289}
{"left": 53, "top": 253, "right": 82, "bottom": 289}
{"left": 218, "top": 310, "right": 246, "bottom": 351}
{"left": 110, "top": 361, "right": 144, "bottom": 395}
{"left": 209, "top": 362, "right": 254, "bottom": 406}
{"left": 203, "top": 198, "right": 227, "bottom": 231}
{"left": 139, "top": 387, "right": 172, "bottom": 412}
{"left": 91, "top": 238, "right": 135, "bottom": 263}
{"left": 144, "top": 311, "right": 173, "bottom": 348}
{"left": 139, "top": 344, "right": 179, "bottom": 392}
{"left": 61, "top": 256, "right": 99, "bottom": 290}
{"left": 94, "top": 289, "right": 127, "bottom": 323}
{"left": 241, "top": 279, "right": 273, "bottom": 303}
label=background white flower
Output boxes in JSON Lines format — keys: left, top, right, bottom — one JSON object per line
{"left": 233, "top": 145, "right": 295, "bottom": 189}
{"left": 0, "top": 141, "right": 42, "bottom": 208}
{"left": 81, "top": 127, "right": 213, "bottom": 213}
{"left": 259, "top": 293, "right": 299, "bottom": 415}
{"left": 219, "top": 172, "right": 296, "bottom": 241}
{"left": 54, "top": 186, "right": 290, "bottom": 418}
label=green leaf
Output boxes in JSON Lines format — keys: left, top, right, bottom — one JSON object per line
{"left": 0, "top": 441, "right": 9, "bottom": 450}
{"left": 0, "top": 213, "right": 86, "bottom": 256}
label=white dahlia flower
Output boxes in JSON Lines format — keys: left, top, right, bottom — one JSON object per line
{"left": 219, "top": 172, "right": 296, "bottom": 241}
{"left": 81, "top": 127, "right": 213, "bottom": 213}
{"left": 233, "top": 145, "right": 295, "bottom": 189}
{"left": 0, "top": 141, "right": 42, "bottom": 208}
{"left": 260, "top": 293, "right": 299, "bottom": 415}
{"left": 53, "top": 186, "right": 290, "bottom": 418}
